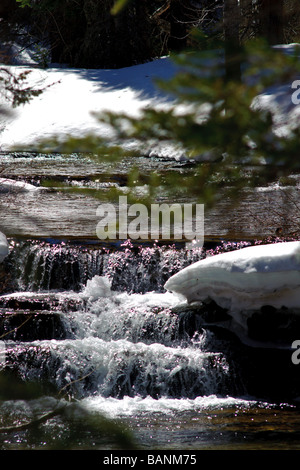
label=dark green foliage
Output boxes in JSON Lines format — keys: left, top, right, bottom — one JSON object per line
{"left": 0, "top": 68, "right": 44, "bottom": 110}
{"left": 101, "top": 40, "right": 300, "bottom": 202}
{"left": 13, "top": 0, "right": 219, "bottom": 68}
{"left": 8, "top": 1, "right": 300, "bottom": 209}
{"left": 42, "top": 38, "right": 300, "bottom": 208}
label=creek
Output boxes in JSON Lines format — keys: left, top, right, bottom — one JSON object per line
{"left": 0, "top": 152, "right": 300, "bottom": 450}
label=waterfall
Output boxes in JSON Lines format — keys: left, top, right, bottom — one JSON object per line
{"left": 5, "top": 338, "right": 234, "bottom": 400}
{"left": 0, "top": 238, "right": 244, "bottom": 403}
{"left": 6, "top": 239, "right": 205, "bottom": 293}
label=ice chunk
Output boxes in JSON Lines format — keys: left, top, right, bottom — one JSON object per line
{"left": 164, "top": 241, "right": 300, "bottom": 312}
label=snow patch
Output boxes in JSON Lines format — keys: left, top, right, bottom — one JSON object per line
{"left": 0, "top": 58, "right": 176, "bottom": 152}
{"left": 165, "top": 241, "right": 300, "bottom": 312}
{"left": 1, "top": 44, "right": 299, "bottom": 156}
{"left": 0, "top": 178, "right": 40, "bottom": 192}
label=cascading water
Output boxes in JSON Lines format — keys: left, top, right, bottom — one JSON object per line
{"left": 6, "top": 238, "right": 252, "bottom": 295}
{"left": 0, "top": 239, "right": 245, "bottom": 402}
{"left": 1, "top": 238, "right": 298, "bottom": 450}
{"left": 1, "top": 153, "right": 300, "bottom": 450}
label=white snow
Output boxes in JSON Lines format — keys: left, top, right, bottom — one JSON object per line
{"left": 252, "top": 44, "right": 300, "bottom": 138}
{"left": 0, "top": 231, "right": 9, "bottom": 263}
{"left": 0, "top": 44, "right": 299, "bottom": 156}
{"left": 0, "top": 177, "right": 40, "bottom": 192}
{"left": 0, "top": 58, "right": 176, "bottom": 152}
{"left": 164, "top": 241, "right": 300, "bottom": 313}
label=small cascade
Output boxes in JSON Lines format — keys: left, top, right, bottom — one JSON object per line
{"left": 5, "top": 239, "right": 204, "bottom": 294}
{"left": 4, "top": 338, "right": 235, "bottom": 400}
{"left": 2, "top": 290, "right": 241, "bottom": 400}
{"left": 6, "top": 240, "right": 104, "bottom": 292}
{"left": 0, "top": 238, "right": 245, "bottom": 403}
{"left": 2, "top": 237, "right": 300, "bottom": 408}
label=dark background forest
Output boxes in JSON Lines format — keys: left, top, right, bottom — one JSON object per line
{"left": 1, "top": 0, "right": 300, "bottom": 69}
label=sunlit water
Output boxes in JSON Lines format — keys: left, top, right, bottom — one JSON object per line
{"left": 1, "top": 152, "right": 300, "bottom": 450}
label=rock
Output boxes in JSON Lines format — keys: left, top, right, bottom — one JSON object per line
{"left": 0, "top": 310, "right": 71, "bottom": 341}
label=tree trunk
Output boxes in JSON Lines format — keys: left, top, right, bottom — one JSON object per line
{"left": 223, "top": 0, "right": 241, "bottom": 82}
{"left": 0, "top": 0, "right": 16, "bottom": 19}
{"left": 168, "top": 0, "right": 188, "bottom": 51}
{"left": 240, "top": 0, "right": 252, "bottom": 15}
{"left": 260, "top": 0, "right": 284, "bottom": 45}
{"left": 77, "top": 0, "right": 157, "bottom": 68}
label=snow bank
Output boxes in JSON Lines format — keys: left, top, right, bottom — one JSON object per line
{"left": 164, "top": 241, "right": 300, "bottom": 313}
{"left": 0, "top": 58, "right": 176, "bottom": 152}
{"left": 1, "top": 44, "right": 299, "bottom": 156}
{"left": 0, "top": 232, "right": 9, "bottom": 263}
{"left": 252, "top": 44, "right": 300, "bottom": 138}
{"left": 0, "top": 178, "right": 40, "bottom": 192}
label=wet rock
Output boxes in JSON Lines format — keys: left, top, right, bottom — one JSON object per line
{"left": 247, "top": 305, "right": 300, "bottom": 345}
{"left": 173, "top": 300, "right": 300, "bottom": 404}
{"left": 0, "top": 311, "right": 71, "bottom": 341}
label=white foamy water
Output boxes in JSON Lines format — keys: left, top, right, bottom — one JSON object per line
{"left": 74, "top": 283, "right": 186, "bottom": 342}
{"left": 80, "top": 394, "right": 256, "bottom": 418}
{"left": 1, "top": 242, "right": 300, "bottom": 450}
{"left": 14, "top": 321, "right": 230, "bottom": 402}
{"left": 2, "top": 273, "right": 238, "bottom": 406}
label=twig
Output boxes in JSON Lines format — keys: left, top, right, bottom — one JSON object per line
{"left": 150, "top": 1, "right": 171, "bottom": 19}
{"left": 0, "top": 314, "right": 33, "bottom": 340}
{"left": 0, "top": 405, "right": 67, "bottom": 434}
{"left": 58, "top": 368, "right": 96, "bottom": 396}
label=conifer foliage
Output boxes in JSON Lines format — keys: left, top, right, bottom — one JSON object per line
{"left": 1, "top": 0, "right": 300, "bottom": 206}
